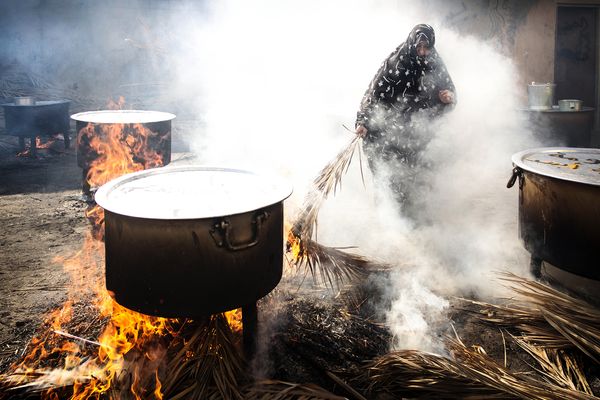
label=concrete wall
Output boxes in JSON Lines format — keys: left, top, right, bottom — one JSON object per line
{"left": 423, "top": 0, "right": 557, "bottom": 101}
{"left": 513, "top": 1, "right": 557, "bottom": 89}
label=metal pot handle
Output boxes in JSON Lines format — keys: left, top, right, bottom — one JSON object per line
{"left": 506, "top": 167, "right": 523, "bottom": 189}
{"left": 210, "top": 211, "right": 269, "bottom": 251}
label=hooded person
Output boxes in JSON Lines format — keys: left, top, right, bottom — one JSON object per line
{"left": 355, "top": 24, "right": 456, "bottom": 219}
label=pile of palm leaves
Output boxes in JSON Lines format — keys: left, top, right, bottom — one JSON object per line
{"left": 463, "top": 273, "right": 600, "bottom": 363}
{"left": 358, "top": 337, "right": 597, "bottom": 399}
{"left": 161, "top": 316, "right": 246, "bottom": 400}
{"left": 242, "top": 380, "right": 346, "bottom": 400}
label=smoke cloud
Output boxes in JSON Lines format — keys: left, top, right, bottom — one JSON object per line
{"left": 167, "top": 0, "right": 540, "bottom": 352}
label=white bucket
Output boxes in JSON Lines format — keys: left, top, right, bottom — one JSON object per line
{"left": 528, "top": 82, "right": 555, "bottom": 110}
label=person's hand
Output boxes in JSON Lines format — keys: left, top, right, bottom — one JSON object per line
{"left": 356, "top": 125, "right": 368, "bottom": 138}
{"left": 439, "top": 89, "right": 454, "bottom": 104}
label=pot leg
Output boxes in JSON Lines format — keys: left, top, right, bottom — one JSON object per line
{"left": 82, "top": 169, "right": 92, "bottom": 201}
{"left": 30, "top": 136, "right": 37, "bottom": 157}
{"left": 242, "top": 302, "right": 257, "bottom": 360}
{"left": 530, "top": 256, "right": 542, "bottom": 278}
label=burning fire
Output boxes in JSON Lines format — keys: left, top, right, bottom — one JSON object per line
{"left": 16, "top": 135, "right": 64, "bottom": 157}
{"left": 4, "top": 100, "right": 244, "bottom": 398}
{"left": 224, "top": 309, "right": 243, "bottom": 333}
{"left": 77, "top": 109, "right": 166, "bottom": 238}
{"left": 286, "top": 229, "right": 303, "bottom": 260}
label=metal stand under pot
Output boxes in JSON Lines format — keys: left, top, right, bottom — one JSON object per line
{"left": 95, "top": 165, "right": 293, "bottom": 358}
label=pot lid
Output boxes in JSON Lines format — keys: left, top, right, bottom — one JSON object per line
{"left": 512, "top": 147, "right": 600, "bottom": 186}
{"left": 94, "top": 165, "right": 293, "bottom": 219}
{"left": 71, "top": 110, "right": 176, "bottom": 124}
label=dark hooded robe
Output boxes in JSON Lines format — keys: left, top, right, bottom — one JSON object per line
{"left": 356, "top": 24, "right": 455, "bottom": 215}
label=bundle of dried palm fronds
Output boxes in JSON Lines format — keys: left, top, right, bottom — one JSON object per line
{"left": 291, "top": 133, "right": 364, "bottom": 242}
{"left": 359, "top": 338, "right": 598, "bottom": 400}
{"left": 161, "top": 315, "right": 246, "bottom": 400}
{"left": 464, "top": 273, "right": 600, "bottom": 363}
{"left": 359, "top": 348, "right": 512, "bottom": 399}
{"left": 286, "top": 133, "right": 390, "bottom": 287}
{"left": 242, "top": 379, "right": 346, "bottom": 400}
{"left": 460, "top": 298, "right": 572, "bottom": 349}
{"left": 288, "top": 236, "right": 372, "bottom": 288}
{"left": 512, "top": 336, "right": 593, "bottom": 395}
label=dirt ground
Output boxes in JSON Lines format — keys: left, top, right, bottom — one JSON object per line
{"left": 0, "top": 135, "right": 87, "bottom": 366}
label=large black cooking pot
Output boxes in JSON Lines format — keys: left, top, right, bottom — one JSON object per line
{"left": 94, "top": 165, "right": 292, "bottom": 318}
{"left": 2, "top": 99, "right": 71, "bottom": 150}
{"left": 71, "top": 110, "right": 174, "bottom": 170}
{"left": 508, "top": 147, "right": 600, "bottom": 280}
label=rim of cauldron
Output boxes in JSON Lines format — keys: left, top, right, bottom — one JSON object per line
{"left": 94, "top": 165, "right": 293, "bottom": 220}
{"left": 71, "top": 109, "right": 176, "bottom": 124}
{"left": 512, "top": 147, "right": 600, "bottom": 187}
{"left": 1, "top": 99, "right": 71, "bottom": 107}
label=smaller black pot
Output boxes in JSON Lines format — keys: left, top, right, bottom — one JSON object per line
{"left": 2, "top": 99, "right": 71, "bottom": 150}
{"left": 71, "top": 110, "right": 174, "bottom": 170}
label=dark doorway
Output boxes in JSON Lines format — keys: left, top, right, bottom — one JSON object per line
{"left": 554, "top": 6, "right": 597, "bottom": 109}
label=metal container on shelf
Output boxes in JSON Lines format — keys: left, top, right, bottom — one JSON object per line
{"left": 528, "top": 82, "right": 556, "bottom": 110}
{"left": 558, "top": 99, "right": 583, "bottom": 111}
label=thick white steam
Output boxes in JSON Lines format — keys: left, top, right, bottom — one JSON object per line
{"left": 167, "top": 1, "right": 538, "bottom": 352}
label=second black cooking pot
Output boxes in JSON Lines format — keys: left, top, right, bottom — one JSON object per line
{"left": 508, "top": 147, "right": 600, "bottom": 280}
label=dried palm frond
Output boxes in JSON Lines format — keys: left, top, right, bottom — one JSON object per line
{"left": 446, "top": 338, "right": 597, "bottom": 400}
{"left": 458, "top": 297, "right": 573, "bottom": 349}
{"left": 512, "top": 336, "right": 593, "bottom": 395}
{"left": 285, "top": 133, "right": 385, "bottom": 288}
{"left": 161, "top": 315, "right": 246, "bottom": 400}
{"left": 359, "top": 338, "right": 598, "bottom": 400}
{"left": 499, "top": 273, "right": 600, "bottom": 364}
{"left": 466, "top": 274, "right": 600, "bottom": 363}
{"left": 242, "top": 379, "right": 346, "bottom": 400}
{"left": 288, "top": 236, "right": 374, "bottom": 288}
{"left": 293, "top": 133, "right": 364, "bottom": 242}
{"left": 359, "top": 349, "right": 512, "bottom": 399}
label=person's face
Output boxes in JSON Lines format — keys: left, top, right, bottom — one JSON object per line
{"left": 416, "top": 42, "right": 431, "bottom": 57}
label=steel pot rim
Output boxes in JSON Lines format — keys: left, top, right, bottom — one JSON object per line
{"left": 71, "top": 109, "right": 176, "bottom": 124}
{"left": 1, "top": 99, "right": 71, "bottom": 107}
{"left": 512, "top": 147, "right": 600, "bottom": 187}
{"left": 95, "top": 165, "right": 293, "bottom": 220}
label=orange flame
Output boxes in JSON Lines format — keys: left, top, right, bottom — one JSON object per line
{"left": 77, "top": 117, "right": 166, "bottom": 239}
{"left": 80, "top": 122, "right": 164, "bottom": 190}
{"left": 285, "top": 222, "right": 303, "bottom": 261}
{"left": 224, "top": 309, "right": 243, "bottom": 334}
